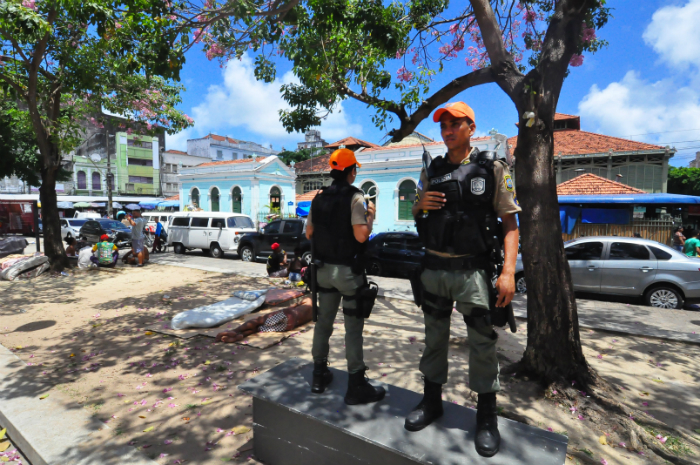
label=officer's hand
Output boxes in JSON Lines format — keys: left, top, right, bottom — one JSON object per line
{"left": 366, "top": 201, "right": 376, "bottom": 219}
{"left": 495, "top": 272, "right": 515, "bottom": 307}
{"left": 417, "top": 191, "right": 446, "bottom": 210}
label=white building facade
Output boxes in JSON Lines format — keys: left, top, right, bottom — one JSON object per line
{"left": 187, "top": 134, "right": 279, "bottom": 162}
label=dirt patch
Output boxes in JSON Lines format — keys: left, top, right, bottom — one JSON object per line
{"left": 1, "top": 266, "right": 699, "bottom": 464}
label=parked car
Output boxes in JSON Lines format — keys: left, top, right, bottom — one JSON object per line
{"left": 168, "top": 212, "right": 257, "bottom": 258}
{"left": 364, "top": 232, "right": 424, "bottom": 277}
{"left": 78, "top": 219, "right": 132, "bottom": 248}
{"left": 60, "top": 218, "right": 87, "bottom": 239}
{"left": 237, "top": 218, "right": 311, "bottom": 264}
{"left": 514, "top": 237, "right": 700, "bottom": 309}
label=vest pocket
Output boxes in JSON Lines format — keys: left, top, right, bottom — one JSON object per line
{"left": 451, "top": 215, "right": 487, "bottom": 256}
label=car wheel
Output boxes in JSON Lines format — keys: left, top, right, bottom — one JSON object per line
{"left": 210, "top": 244, "right": 224, "bottom": 259}
{"left": 645, "top": 286, "right": 684, "bottom": 309}
{"left": 301, "top": 251, "right": 312, "bottom": 265}
{"left": 173, "top": 243, "right": 186, "bottom": 255}
{"left": 515, "top": 273, "right": 527, "bottom": 294}
{"left": 367, "top": 259, "right": 383, "bottom": 276}
{"left": 240, "top": 246, "right": 254, "bottom": 262}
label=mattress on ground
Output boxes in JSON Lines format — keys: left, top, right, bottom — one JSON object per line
{"left": 170, "top": 295, "right": 266, "bottom": 330}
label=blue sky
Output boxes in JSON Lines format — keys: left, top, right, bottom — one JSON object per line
{"left": 166, "top": 0, "right": 700, "bottom": 167}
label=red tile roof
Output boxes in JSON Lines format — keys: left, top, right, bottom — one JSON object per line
{"left": 557, "top": 173, "right": 647, "bottom": 195}
{"left": 325, "top": 137, "right": 379, "bottom": 149}
{"left": 294, "top": 154, "right": 332, "bottom": 173}
{"left": 196, "top": 157, "right": 267, "bottom": 168}
{"left": 554, "top": 113, "right": 579, "bottom": 121}
{"left": 206, "top": 134, "right": 239, "bottom": 144}
{"left": 165, "top": 194, "right": 179, "bottom": 201}
{"left": 508, "top": 130, "right": 664, "bottom": 157}
{"left": 296, "top": 190, "right": 320, "bottom": 202}
{"left": 164, "top": 149, "right": 188, "bottom": 155}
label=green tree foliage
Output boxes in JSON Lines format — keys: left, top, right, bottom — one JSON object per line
{"left": 0, "top": 98, "right": 41, "bottom": 186}
{"left": 667, "top": 167, "right": 700, "bottom": 197}
{"left": 0, "top": 0, "right": 193, "bottom": 269}
{"left": 277, "top": 147, "right": 314, "bottom": 166}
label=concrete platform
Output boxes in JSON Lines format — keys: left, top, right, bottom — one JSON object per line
{"left": 0, "top": 344, "right": 158, "bottom": 465}
{"left": 238, "top": 358, "right": 568, "bottom": 465}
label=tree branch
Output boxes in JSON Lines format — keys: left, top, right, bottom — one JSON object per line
{"left": 335, "top": 81, "right": 408, "bottom": 122}
{"left": 388, "top": 67, "right": 496, "bottom": 142}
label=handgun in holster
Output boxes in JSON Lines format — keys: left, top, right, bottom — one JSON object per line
{"left": 484, "top": 214, "right": 517, "bottom": 333}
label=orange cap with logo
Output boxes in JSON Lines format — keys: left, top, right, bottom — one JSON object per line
{"left": 329, "top": 148, "right": 362, "bottom": 171}
{"left": 432, "top": 101, "right": 476, "bottom": 123}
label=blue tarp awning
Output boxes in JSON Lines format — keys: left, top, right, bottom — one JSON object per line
{"left": 139, "top": 201, "right": 159, "bottom": 210}
{"left": 157, "top": 200, "right": 179, "bottom": 208}
{"left": 558, "top": 194, "right": 700, "bottom": 204}
{"left": 581, "top": 208, "right": 630, "bottom": 225}
{"left": 296, "top": 201, "right": 311, "bottom": 217}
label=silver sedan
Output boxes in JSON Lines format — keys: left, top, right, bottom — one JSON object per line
{"left": 514, "top": 237, "right": 700, "bottom": 309}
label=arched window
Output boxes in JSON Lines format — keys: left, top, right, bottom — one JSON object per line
{"left": 92, "top": 172, "right": 101, "bottom": 190}
{"left": 270, "top": 186, "right": 281, "bottom": 210}
{"left": 232, "top": 186, "right": 242, "bottom": 213}
{"left": 398, "top": 179, "right": 417, "bottom": 220}
{"left": 191, "top": 188, "right": 200, "bottom": 208}
{"left": 210, "top": 187, "right": 220, "bottom": 212}
{"left": 361, "top": 181, "right": 378, "bottom": 204}
{"left": 77, "top": 171, "right": 87, "bottom": 190}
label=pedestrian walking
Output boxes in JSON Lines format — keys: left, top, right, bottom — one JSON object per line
{"left": 306, "top": 148, "right": 385, "bottom": 405}
{"left": 408, "top": 102, "right": 521, "bottom": 457}
{"left": 151, "top": 218, "right": 163, "bottom": 253}
{"left": 127, "top": 210, "right": 149, "bottom": 266}
{"left": 673, "top": 226, "right": 686, "bottom": 252}
{"left": 683, "top": 230, "right": 700, "bottom": 257}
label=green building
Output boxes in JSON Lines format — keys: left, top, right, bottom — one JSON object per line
{"left": 114, "top": 132, "right": 161, "bottom": 196}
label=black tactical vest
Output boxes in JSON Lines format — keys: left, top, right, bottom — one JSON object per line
{"left": 311, "top": 181, "right": 364, "bottom": 266}
{"left": 416, "top": 149, "right": 499, "bottom": 256}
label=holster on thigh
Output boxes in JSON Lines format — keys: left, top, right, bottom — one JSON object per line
{"left": 422, "top": 289, "right": 454, "bottom": 319}
{"left": 342, "top": 280, "right": 379, "bottom": 319}
{"left": 463, "top": 307, "right": 497, "bottom": 340}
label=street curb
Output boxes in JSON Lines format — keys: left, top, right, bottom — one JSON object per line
{"left": 0, "top": 344, "right": 160, "bottom": 465}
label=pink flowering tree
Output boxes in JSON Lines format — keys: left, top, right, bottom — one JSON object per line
{"left": 0, "top": 0, "right": 193, "bottom": 270}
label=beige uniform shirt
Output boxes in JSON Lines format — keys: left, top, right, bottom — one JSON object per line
{"left": 307, "top": 192, "right": 368, "bottom": 227}
{"left": 415, "top": 152, "right": 521, "bottom": 258}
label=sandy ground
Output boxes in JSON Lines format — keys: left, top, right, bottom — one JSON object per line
{"left": 1, "top": 264, "right": 699, "bottom": 465}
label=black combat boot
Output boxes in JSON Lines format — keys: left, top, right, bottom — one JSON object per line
{"left": 404, "top": 377, "right": 444, "bottom": 431}
{"left": 311, "top": 360, "right": 333, "bottom": 394}
{"left": 475, "top": 392, "right": 501, "bottom": 457}
{"left": 344, "top": 368, "right": 386, "bottom": 405}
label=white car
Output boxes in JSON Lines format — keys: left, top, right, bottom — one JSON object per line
{"left": 60, "top": 218, "right": 88, "bottom": 239}
{"left": 167, "top": 212, "right": 257, "bottom": 258}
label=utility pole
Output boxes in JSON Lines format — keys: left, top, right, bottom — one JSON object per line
{"left": 106, "top": 133, "right": 114, "bottom": 218}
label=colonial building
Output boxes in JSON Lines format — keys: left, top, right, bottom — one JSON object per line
{"left": 161, "top": 149, "right": 209, "bottom": 198}
{"left": 295, "top": 132, "right": 511, "bottom": 233}
{"left": 179, "top": 156, "right": 296, "bottom": 226}
{"left": 187, "top": 134, "right": 279, "bottom": 162}
{"left": 297, "top": 129, "right": 327, "bottom": 155}
{"left": 294, "top": 137, "right": 380, "bottom": 195}
{"left": 507, "top": 113, "right": 676, "bottom": 193}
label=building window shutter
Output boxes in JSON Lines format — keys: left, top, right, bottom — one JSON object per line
{"left": 398, "top": 180, "right": 416, "bottom": 221}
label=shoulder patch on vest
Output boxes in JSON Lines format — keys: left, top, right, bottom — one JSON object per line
{"left": 504, "top": 174, "right": 514, "bottom": 192}
{"left": 471, "top": 177, "right": 486, "bottom": 195}
{"left": 417, "top": 179, "right": 423, "bottom": 190}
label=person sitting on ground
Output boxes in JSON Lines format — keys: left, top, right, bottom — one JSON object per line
{"left": 287, "top": 246, "right": 304, "bottom": 282}
{"left": 126, "top": 210, "right": 149, "bottom": 266}
{"left": 90, "top": 234, "right": 119, "bottom": 268}
{"left": 215, "top": 298, "right": 313, "bottom": 343}
{"left": 65, "top": 236, "right": 77, "bottom": 257}
{"left": 266, "top": 242, "right": 288, "bottom": 277}
{"left": 684, "top": 230, "right": 700, "bottom": 257}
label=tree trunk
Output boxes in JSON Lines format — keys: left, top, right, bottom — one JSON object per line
{"left": 513, "top": 122, "right": 594, "bottom": 387}
{"left": 39, "top": 149, "right": 68, "bottom": 272}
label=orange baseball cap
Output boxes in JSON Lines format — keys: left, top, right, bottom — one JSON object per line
{"left": 329, "top": 148, "right": 361, "bottom": 171}
{"left": 432, "top": 101, "right": 476, "bottom": 123}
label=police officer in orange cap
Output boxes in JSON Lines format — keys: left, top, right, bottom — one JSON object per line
{"left": 305, "top": 148, "right": 385, "bottom": 405}
{"left": 408, "top": 102, "right": 521, "bottom": 457}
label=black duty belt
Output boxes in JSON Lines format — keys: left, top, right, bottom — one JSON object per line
{"left": 424, "top": 253, "right": 491, "bottom": 272}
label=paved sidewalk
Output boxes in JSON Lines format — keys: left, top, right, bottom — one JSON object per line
{"left": 149, "top": 251, "right": 700, "bottom": 343}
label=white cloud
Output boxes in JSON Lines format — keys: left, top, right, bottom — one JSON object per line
{"left": 643, "top": 0, "right": 700, "bottom": 70}
{"left": 166, "top": 55, "right": 362, "bottom": 151}
{"left": 578, "top": 71, "right": 700, "bottom": 144}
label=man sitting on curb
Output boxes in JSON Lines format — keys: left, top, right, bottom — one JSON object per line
{"left": 91, "top": 234, "right": 119, "bottom": 268}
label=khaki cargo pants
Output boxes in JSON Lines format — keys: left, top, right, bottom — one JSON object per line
{"left": 419, "top": 268, "right": 500, "bottom": 394}
{"left": 311, "top": 264, "right": 366, "bottom": 374}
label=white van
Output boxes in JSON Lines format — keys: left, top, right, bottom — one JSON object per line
{"left": 141, "top": 212, "right": 173, "bottom": 233}
{"left": 73, "top": 211, "right": 101, "bottom": 219}
{"left": 167, "top": 212, "right": 256, "bottom": 258}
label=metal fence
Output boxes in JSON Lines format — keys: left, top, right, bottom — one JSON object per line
{"left": 562, "top": 218, "right": 679, "bottom": 246}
